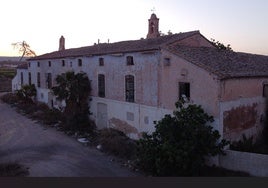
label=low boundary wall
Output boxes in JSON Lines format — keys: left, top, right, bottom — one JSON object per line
{"left": 218, "top": 150, "right": 268, "bottom": 177}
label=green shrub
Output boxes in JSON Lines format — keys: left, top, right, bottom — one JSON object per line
{"left": 136, "top": 101, "right": 228, "bottom": 176}
{"left": 99, "top": 128, "right": 137, "bottom": 159}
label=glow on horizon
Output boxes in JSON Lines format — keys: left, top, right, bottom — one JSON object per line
{"left": 0, "top": 0, "right": 267, "bottom": 57}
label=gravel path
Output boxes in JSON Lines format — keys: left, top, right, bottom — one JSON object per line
{"left": 0, "top": 96, "right": 141, "bottom": 177}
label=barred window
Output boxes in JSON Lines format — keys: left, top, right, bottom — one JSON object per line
{"left": 28, "top": 72, "right": 31, "bottom": 85}
{"left": 98, "top": 74, "right": 105, "bottom": 98}
{"left": 125, "top": 75, "right": 135, "bottom": 102}
{"left": 37, "top": 72, "right": 41, "bottom": 87}
{"left": 46, "top": 73, "right": 52, "bottom": 89}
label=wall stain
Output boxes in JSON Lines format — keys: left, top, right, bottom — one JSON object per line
{"left": 109, "top": 118, "right": 138, "bottom": 135}
{"left": 223, "top": 103, "right": 258, "bottom": 134}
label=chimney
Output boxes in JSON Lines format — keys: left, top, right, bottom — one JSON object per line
{"left": 59, "top": 36, "right": 65, "bottom": 51}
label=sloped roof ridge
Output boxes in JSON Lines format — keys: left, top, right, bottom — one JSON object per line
{"left": 165, "top": 44, "right": 268, "bottom": 79}
{"left": 28, "top": 30, "right": 200, "bottom": 61}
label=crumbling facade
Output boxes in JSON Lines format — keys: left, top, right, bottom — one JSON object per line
{"left": 13, "top": 14, "right": 268, "bottom": 141}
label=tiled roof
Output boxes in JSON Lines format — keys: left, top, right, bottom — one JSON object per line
{"left": 166, "top": 45, "right": 268, "bottom": 79}
{"left": 28, "top": 31, "right": 200, "bottom": 60}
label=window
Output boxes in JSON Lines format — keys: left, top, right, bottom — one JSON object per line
{"left": 28, "top": 62, "right": 31, "bottom": 67}
{"left": 28, "top": 72, "right": 31, "bottom": 85}
{"left": 45, "top": 73, "right": 52, "bottom": 89}
{"left": 99, "top": 58, "right": 104, "bottom": 66}
{"left": 37, "top": 62, "right": 40, "bottom": 67}
{"left": 62, "top": 60, "right": 65, "bottom": 67}
{"left": 48, "top": 61, "right": 51, "bottom": 67}
{"left": 125, "top": 75, "right": 135, "bottom": 102}
{"left": 126, "top": 56, "right": 134, "bottom": 66}
{"left": 263, "top": 84, "right": 268, "bottom": 97}
{"left": 37, "top": 72, "right": 41, "bottom": 87}
{"left": 98, "top": 74, "right": 105, "bottom": 98}
{"left": 78, "top": 59, "right": 82, "bottom": 67}
{"left": 164, "top": 57, "right": 171, "bottom": 66}
{"left": 179, "top": 82, "right": 190, "bottom": 101}
{"left": 20, "top": 72, "right": 23, "bottom": 85}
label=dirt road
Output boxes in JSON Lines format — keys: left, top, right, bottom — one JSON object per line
{"left": 0, "top": 97, "right": 141, "bottom": 177}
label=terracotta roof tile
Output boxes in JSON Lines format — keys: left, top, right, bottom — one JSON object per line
{"left": 166, "top": 45, "right": 268, "bottom": 79}
{"left": 28, "top": 31, "right": 200, "bottom": 60}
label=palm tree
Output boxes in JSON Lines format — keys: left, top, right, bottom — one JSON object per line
{"left": 52, "top": 71, "right": 92, "bottom": 132}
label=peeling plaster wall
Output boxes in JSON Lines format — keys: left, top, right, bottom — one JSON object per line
{"left": 220, "top": 78, "right": 268, "bottom": 141}
{"left": 91, "top": 97, "right": 172, "bottom": 139}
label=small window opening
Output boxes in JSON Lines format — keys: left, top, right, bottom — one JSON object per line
{"left": 126, "top": 56, "right": 134, "bottom": 66}
{"left": 78, "top": 59, "right": 82, "bottom": 67}
{"left": 99, "top": 58, "right": 104, "bottom": 66}
{"left": 179, "top": 82, "right": 190, "bottom": 101}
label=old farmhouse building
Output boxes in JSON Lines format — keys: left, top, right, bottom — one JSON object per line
{"left": 13, "top": 14, "right": 268, "bottom": 141}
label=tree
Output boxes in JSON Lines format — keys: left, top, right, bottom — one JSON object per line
{"left": 136, "top": 100, "right": 229, "bottom": 176}
{"left": 211, "top": 38, "right": 232, "bottom": 51}
{"left": 52, "top": 71, "right": 94, "bottom": 132}
{"left": 16, "top": 84, "right": 37, "bottom": 102}
{"left": 12, "top": 41, "right": 36, "bottom": 61}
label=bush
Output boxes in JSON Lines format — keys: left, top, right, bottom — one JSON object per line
{"left": 136, "top": 101, "right": 228, "bottom": 176}
{"left": 99, "top": 128, "right": 137, "bottom": 159}
{"left": 0, "top": 93, "right": 19, "bottom": 104}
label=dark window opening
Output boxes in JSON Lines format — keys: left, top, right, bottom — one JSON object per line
{"left": 28, "top": 62, "right": 31, "bottom": 67}
{"left": 46, "top": 73, "right": 52, "bottom": 89}
{"left": 78, "top": 59, "right": 82, "bottom": 67}
{"left": 28, "top": 72, "right": 31, "bottom": 85}
{"left": 37, "top": 72, "right": 41, "bottom": 87}
{"left": 98, "top": 74, "right": 105, "bottom": 98}
{"left": 37, "top": 62, "right": 40, "bottom": 67}
{"left": 99, "top": 58, "right": 104, "bottom": 66}
{"left": 179, "top": 82, "right": 190, "bottom": 101}
{"left": 125, "top": 75, "right": 135, "bottom": 102}
{"left": 48, "top": 61, "right": 51, "bottom": 67}
{"left": 126, "top": 56, "right": 134, "bottom": 66}
{"left": 62, "top": 60, "right": 65, "bottom": 67}
{"left": 263, "top": 84, "right": 268, "bottom": 98}
{"left": 20, "top": 72, "right": 23, "bottom": 85}
{"left": 150, "top": 22, "right": 155, "bottom": 34}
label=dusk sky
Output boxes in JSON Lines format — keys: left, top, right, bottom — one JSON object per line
{"left": 0, "top": 0, "right": 267, "bottom": 56}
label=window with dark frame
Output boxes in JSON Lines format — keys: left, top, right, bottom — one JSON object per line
{"left": 48, "top": 61, "right": 51, "bottom": 67}
{"left": 46, "top": 73, "right": 52, "bottom": 89}
{"left": 126, "top": 56, "right": 134, "bottom": 66}
{"left": 98, "top": 74, "right": 105, "bottom": 98}
{"left": 125, "top": 75, "right": 135, "bottom": 102}
{"left": 78, "top": 59, "right": 82, "bottom": 67}
{"left": 37, "top": 62, "right": 40, "bottom": 67}
{"left": 20, "top": 72, "right": 23, "bottom": 85}
{"left": 179, "top": 82, "right": 190, "bottom": 101}
{"left": 37, "top": 72, "right": 41, "bottom": 87}
{"left": 62, "top": 60, "right": 65, "bottom": 67}
{"left": 263, "top": 84, "right": 268, "bottom": 97}
{"left": 99, "top": 57, "right": 104, "bottom": 66}
{"left": 28, "top": 72, "right": 31, "bottom": 85}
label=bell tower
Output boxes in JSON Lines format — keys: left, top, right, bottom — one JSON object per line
{"left": 146, "top": 13, "right": 160, "bottom": 39}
